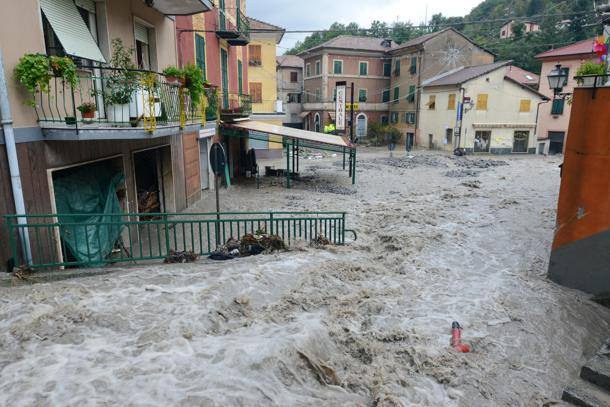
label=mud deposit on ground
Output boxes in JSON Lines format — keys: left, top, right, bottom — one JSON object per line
{"left": 1, "top": 149, "right": 609, "bottom": 406}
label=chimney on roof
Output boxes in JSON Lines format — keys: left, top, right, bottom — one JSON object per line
{"left": 381, "top": 39, "right": 392, "bottom": 48}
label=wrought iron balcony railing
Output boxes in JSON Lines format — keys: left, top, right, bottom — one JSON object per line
{"left": 32, "top": 66, "right": 212, "bottom": 133}
{"left": 215, "top": 7, "right": 250, "bottom": 45}
{"left": 220, "top": 92, "right": 252, "bottom": 121}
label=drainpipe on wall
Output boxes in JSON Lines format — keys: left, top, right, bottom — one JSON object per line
{"left": 454, "top": 87, "right": 466, "bottom": 152}
{"left": 0, "top": 48, "right": 32, "bottom": 266}
{"left": 533, "top": 98, "right": 550, "bottom": 154}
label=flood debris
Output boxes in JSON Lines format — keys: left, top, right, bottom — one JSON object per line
{"left": 461, "top": 180, "right": 481, "bottom": 189}
{"left": 367, "top": 154, "right": 448, "bottom": 169}
{"left": 451, "top": 156, "right": 509, "bottom": 169}
{"left": 450, "top": 321, "right": 471, "bottom": 353}
{"left": 164, "top": 250, "right": 198, "bottom": 264}
{"left": 444, "top": 169, "right": 480, "bottom": 178}
{"left": 310, "top": 235, "right": 331, "bottom": 247}
{"left": 297, "top": 350, "right": 341, "bottom": 386}
{"left": 209, "top": 233, "right": 288, "bottom": 260}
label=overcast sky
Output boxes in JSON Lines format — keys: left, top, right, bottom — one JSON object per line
{"left": 248, "top": 0, "right": 483, "bottom": 54}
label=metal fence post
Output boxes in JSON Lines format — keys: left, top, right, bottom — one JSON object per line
{"left": 269, "top": 212, "right": 274, "bottom": 235}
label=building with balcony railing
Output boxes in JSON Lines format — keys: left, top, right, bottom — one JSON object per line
{"left": 0, "top": 0, "right": 216, "bottom": 271}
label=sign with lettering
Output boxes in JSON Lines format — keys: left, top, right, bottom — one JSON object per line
{"left": 335, "top": 84, "right": 346, "bottom": 130}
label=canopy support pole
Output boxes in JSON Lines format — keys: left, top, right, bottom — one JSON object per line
{"left": 351, "top": 148, "right": 357, "bottom": 185}
{"left": 285, "top": 140, "right": 291, "bottom": 189}
{"left": 342, "top": 147, "right": 346, "bottom": 170}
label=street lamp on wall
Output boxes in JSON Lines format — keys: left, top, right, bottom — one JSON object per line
{"left": 548, "top": 63, "right": 569, "bottom": 98}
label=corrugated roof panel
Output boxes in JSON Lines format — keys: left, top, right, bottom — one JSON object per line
{"left": 40, "top": 0, "right": 106, "bottom": 63}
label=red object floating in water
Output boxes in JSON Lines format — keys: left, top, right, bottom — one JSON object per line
{"left": 451, "top": 321, "right": 471, "bottom": 353}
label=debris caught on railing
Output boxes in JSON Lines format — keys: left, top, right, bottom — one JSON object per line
{"left": 164, "top": 250, "right": 198, "bottom": 264}
{"left": 209, "top": 233, "right": 287, "bottom": 261}
{"left": 310, "top": 235, "right": 331, "bottom": 247}
{"left": 450, "top": 321, "right": 471, "bottom": 353}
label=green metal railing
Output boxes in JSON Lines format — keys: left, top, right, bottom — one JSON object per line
{"left": 4, "top": 211, "right": 352, "bottom": 270}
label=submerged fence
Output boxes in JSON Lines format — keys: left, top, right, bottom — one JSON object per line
{"left": 4, "top": 211, "right": 352, "bottom": 270}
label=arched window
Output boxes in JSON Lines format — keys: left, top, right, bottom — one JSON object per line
{"left": 356, "top": 113, "right": 367, "bottom": 138}
{"left": 314, "top": 113, "right": 321, "bottom": 133}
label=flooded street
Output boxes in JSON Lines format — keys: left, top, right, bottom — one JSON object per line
{"left": 1, "top": 148, "right": 609, "bottom": 406}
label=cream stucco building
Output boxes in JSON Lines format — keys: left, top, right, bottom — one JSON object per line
{"left": 419, "top": 61, "right": 548, "bottom": 154}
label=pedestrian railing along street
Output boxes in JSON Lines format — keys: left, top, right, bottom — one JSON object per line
{"left": 4, "top": 211, "right": 352, "bottom": 270}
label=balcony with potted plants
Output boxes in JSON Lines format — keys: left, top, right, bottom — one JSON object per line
{"left": 13, "top": 39, "right": 211, "bottom": 140}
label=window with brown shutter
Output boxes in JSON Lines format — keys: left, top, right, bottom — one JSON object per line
{"left": 248, "top": 45, "right": 261, "bottom": 66}
{"left": 447, "top": 94, "right": 456, "bottom": 110}
{"left": 290, "top": 71, "right": 298, "bottom": 83}
{"left": 249, "top": 82, "right": 262, "bottom": 103}
{"left": 519, "top": 99, "right": 531, "bottom": 112}
{"left": 476, "top": 94, "right": 488, "bottom": 110}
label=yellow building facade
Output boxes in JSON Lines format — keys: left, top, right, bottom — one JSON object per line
{"left": 246, "top": 17, "right": 285, "bottom": 156}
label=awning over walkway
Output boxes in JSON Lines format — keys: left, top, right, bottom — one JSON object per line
{"left": 299, "top": 111, "right": 311, "bottom": 119}
{"left": 225, "top": 120, "right": 354, "bottom": 150}
{"left": 220, "top": 120, "right": 357, "bottom": 187}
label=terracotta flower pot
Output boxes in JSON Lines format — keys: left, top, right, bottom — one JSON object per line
{"left": 82, "top": 111, "right": 95, "bottom": 119}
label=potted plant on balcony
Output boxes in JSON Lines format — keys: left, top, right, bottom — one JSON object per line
{"left": 105, "top": 38, "right": 139, "bottom": 123}
{"left": 162, "top": 66, "right": 182, "bottom": 83}
{"left": 48, "top": 56, "right": 78, "bottom": 88}
{"left": 13, "top": 54, "right": 51, "bottom": 107}
{"left": 181, "top": 63, "right": 205, "bottom": 109}
{"left": 77, "top": 101, "right": 97, "bottom": 122}
{"left": 576, "top": 61, "right": 607, "bottom": 86}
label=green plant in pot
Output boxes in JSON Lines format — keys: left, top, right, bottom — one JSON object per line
{"left": 78, "top": 101, "right": 97, "bottom": 121}
{"left": 13, "top": 54, "right": 51, "bottom": 107}
{"left": 181, "top": 63, "right": 205, "bottom": 109}
{"left": 205, "top": 87, "right": 219, "bottom": 119}
{"left": 105, "top": 38, "right": 139, "bottom": 123}
{"left": 162, "top": 66, "right": 182, "bottom": 83}
{"left": 576, "top": 61, "right": 607, "bottom": 86}
{"left": 48, "top": 56, "right": 78, "bottom": 87}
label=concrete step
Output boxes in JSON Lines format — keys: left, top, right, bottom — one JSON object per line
{"left": 563, "top": 378, "right": 610, "bottom": 407}
{"left": 582, "top": 355, "right": 610, "bottom": 392}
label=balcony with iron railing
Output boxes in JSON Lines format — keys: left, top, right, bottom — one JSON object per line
{"left": 219, "top": 92, "right": 252, "bottom": 122}
{"left": 215, "top": 6, "right": 250, "bottom": 46}
{"left": 31, "top": 66, "right": 219, "bottom": 139}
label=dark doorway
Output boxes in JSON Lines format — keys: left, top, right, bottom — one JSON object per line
{"left": 133, "top": 148, "right": 166, "bottom": 216}
{"left": 548, "top": 131, "right": 565, "bottom": 155}
{"left": 513, "top": 130, "right": 529, "bottom": 153}
{"left": 406, "top": 133, "right": 414, "bottom": 151}
{"left": 474, "top": 130, "right": 491, "bottom": 153}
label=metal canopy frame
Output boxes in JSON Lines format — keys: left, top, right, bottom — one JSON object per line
{"left": 220, "top": 124, "right": 357, "bottom": 188}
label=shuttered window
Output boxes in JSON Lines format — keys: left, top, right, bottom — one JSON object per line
{"left": 39, "top": 0, "right": 105, "bottom": 62}
{"left": 407, "top": 85, "right": 416, "bottom": 103}
{"left": 427, "top": 95, "right": 436, "bottom": 110}
{"left": 448, "top": 94, "right": 456, "bottom": 110}
{"left": 315, "top": 60, "right": 321, "bottom": 75}
{"left": 519, "top": 99, "right": 531, "bottom": 112}
{"left": 383, "top": 62, "right": 391, "bottom": 76}
{"left": 248, "top": 45, "right": 261, "bottom": 66}
{"left": 393, "top": 87, "right": 399, "bottom": 104}
{"left": 359, "top": 61, "right": 368, "bottom": 76}
{"left": 249, "top": 82, "right": 262, "bottom": 103}
{"left": 551, "top": 99, "right": 564, "bottom": 115}
{"left": 195, "top": 34, "right": 206, "bottom": 81}
{"left": 382, "top": 90, "right": 390, "bottom": 103}
{"left": 134, "top": 22, "right": 149, "bottom": 44}
{"left": 410, "top": 56, "right": 417, "bottom": 74}
{"left": 476, "top": 94, "right": 488, "bottom": 110}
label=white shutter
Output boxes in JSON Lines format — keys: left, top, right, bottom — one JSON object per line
{"left": 39, "top": 0, "right": 106, "bottom": 63}
{"left": 134, "top": 22, "right": 149, "bottom": 44}
{"left": 74, "top": 0, "right": 96, "bottom": 13}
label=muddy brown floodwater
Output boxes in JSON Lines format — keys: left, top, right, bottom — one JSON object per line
{"left": 1, "top": 148, "right": 609, "bottom": 406}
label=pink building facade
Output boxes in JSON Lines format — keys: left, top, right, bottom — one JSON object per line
{"left": 535, "top": 39, "right": 597, "bottom": 155}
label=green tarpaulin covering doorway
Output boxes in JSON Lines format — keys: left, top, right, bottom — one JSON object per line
{"left": 52, "top": 162, "right": 125, "bottom": 265}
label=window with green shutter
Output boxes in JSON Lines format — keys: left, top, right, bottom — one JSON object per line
{"left": 383, "top": 62, "right": 391, "bottom": 76}
{"left": 359, "top": 61, "right": 368, "bottom": 76}
{"left": 195, "top": 34, "right": 206, "bottom": 81}
{"left": 393, "top": 87, "right": 399, "bottom": 104}
{"left": 551, "top": 98, "right": 565, "bottom": 115}
{"left": 390, "top": 112, "right": 398, "bottom": 123}
{"left": 358, "top": 89, "right": 367, "bottom": 102}
{"left": 407, "top": 85, "right": 415, "bottom": 103}
{"left": 382, "top": 89, "right": 390, "bottom": 103}
{"left": 333, "top": 60, "right": 342, "bottom": 74}
{"left": 410, "top": 56, "right": 417, "bottom": 74}
{"left": 394, "top": 60, "right": 401, "bottom": 76}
